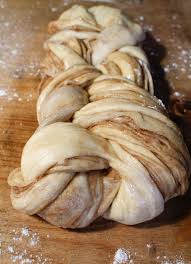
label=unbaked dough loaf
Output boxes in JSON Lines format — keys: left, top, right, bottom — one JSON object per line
{"left": 8, "top": 5, "right": 190, "bottom": 228}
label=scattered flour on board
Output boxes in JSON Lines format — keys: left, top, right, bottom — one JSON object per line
{"left": 0, "top": 0, "right": 43, "bottom": 78}
{"left": 113, "top": 248, "right": 132, "bottom": 264}
{"left": 136, "top": 13, "right": 191, "bottom": 81}
{"left": 160, "top": 259, "right": 185, "bottom": 264}
{"left": 0, "top": 226, "right": 52, "bottom": 263}
{"left": 112, "top": 246, "right": 187, "bottom": 264}
{"left": 0, "top": 84, "right": 34, "bottom": 103}
{"left": 0, "top": 0, "right": 43, "bottom": 105}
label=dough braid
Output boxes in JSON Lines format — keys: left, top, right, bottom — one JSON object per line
{"left": 8, "top": 5, "right": 190, "bottom": 228}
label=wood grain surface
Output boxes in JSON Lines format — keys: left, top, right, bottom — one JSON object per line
{"left": 0, "top": 1, "right": 191, "bottom": 263}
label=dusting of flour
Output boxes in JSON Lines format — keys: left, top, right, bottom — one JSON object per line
{"left": 112, "top": 246, "right": 187, "bottom": 264}
{"left": 0, "top": 226, "right": 52, "bottom": 263}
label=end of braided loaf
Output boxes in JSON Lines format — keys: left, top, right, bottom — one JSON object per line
{"left": 8, "top": 5, "right": 190, "bottom": 228}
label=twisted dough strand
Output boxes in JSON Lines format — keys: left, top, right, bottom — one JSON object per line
{"left": 8, "top": 5, "right": 190, "bottom": 228}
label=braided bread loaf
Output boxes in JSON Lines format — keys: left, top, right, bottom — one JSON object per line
{"left": 8, "top": 5, "right": 190, "bottom": 228}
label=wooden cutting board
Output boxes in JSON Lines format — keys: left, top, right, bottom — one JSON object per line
{"left": 0, "top": 1, "right": 191, "bottom": 263}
